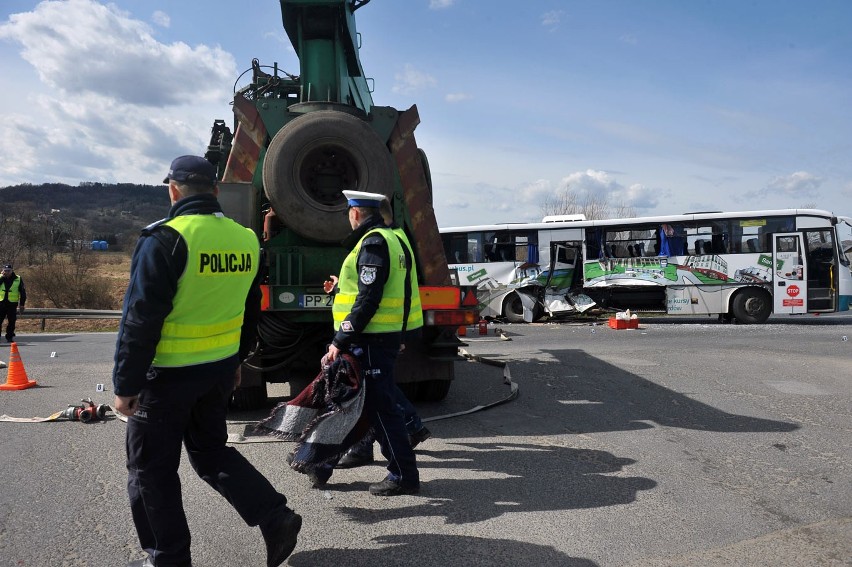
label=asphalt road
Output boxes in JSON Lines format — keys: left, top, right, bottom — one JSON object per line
{"left": 0, "top": 314, "right": 849, "bottom": 566}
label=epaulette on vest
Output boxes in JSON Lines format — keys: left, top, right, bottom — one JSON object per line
{"left": 362, "top": 232, "right": 388, "bottom": 246}
{"left": 141, "top": 218, "right": 170, "bottom": 235}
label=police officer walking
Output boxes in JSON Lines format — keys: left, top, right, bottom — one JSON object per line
{"left": 323, "top": 190, "right": 421, "bottom": 496}
{"left": 112, "top": 155, "right": 301, "bottom": 567}
{"left": 0, "top": 264, "right": 26, "bottom": 343}
{"left": 334, "top": 197, "right": 431, "bottom": 469}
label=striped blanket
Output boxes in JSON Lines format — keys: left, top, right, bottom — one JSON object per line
{"left": 255, "top": 353, "right": 370, "bottom": 472}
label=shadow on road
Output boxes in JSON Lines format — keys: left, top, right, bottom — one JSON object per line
{"left": 444, "top": 348, "right": 801, "bottom": 436}
{"left": 289, "top": 533, "right": 597, "bottom": 567}
{"left": 335, "top": 441, "right": 655, "bottom": 525}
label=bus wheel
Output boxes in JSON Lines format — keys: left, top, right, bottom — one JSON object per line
{"left": 731, "top": 288, "right": 771, "bottom": 324}
{"left": 503, "top": 293, "right": 525, "bottom": 323}
{"left": 503, "top": 292, "right": 543, "bottom": 323}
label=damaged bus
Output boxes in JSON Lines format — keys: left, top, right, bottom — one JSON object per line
{"left": 440, "top": 209, "right": 852, "bottom": 324}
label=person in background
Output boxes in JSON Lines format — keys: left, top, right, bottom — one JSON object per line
{"left": 332, "top": 197, "right": 431, "bottom": 470}
{"left": 112, "top": 155, "right": 301, "bottom": 567}
{"left": 0, "top": 264, "right": 26, "bottom": 343}
{"left": 318, "top": 190, "right": 421, "bottom": 496}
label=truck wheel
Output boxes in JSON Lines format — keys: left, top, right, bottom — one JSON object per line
{"left": 230, "top": 384, "right": 268, "bottom": 411}
{"left": 397, "top": 382, "right": 419, "bottom": 401}
{"left": 417, "top": 379, "right": 451, "bottom": 402}
{"left": 263, "top": 110, "right": 395, "bottom": 243}
{"left": 731, "top": 287, "right": 771, "bottom": 324}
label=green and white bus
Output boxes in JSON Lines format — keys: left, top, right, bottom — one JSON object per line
{"left": 440, "top": 209, "right": 852, "bottom": 324}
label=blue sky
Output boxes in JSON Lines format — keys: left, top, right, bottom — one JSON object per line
{"left": 1, "top": 0, "right": 851, "bottom": 227}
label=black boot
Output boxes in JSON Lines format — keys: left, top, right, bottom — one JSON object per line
{"left": 261, "top": 509, "right": 302, "bottom": 567}
{"left": 335, "top": 448, "right": 375, "bottom": 469}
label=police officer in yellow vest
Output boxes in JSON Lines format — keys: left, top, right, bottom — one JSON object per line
{"left": 333, "top": 197, "right": 431, "bottom": 470}
{"left": 324, "top": 190, "right": 420, "bottom": 496}
{"left": 112, "top": 156, "right": 301, "bottom": 567}
{"left": 0, "top": 264, "right": 26, "bottom": 343}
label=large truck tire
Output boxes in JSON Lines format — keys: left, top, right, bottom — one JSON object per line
{"left": 230, "top": 384, "right": 268, "bottom": 411}
{"left": 417, "top": 379, "right": 452, "bottom": 402}
{"left": 263, "top": 110, "right": 395, "bottom": 243}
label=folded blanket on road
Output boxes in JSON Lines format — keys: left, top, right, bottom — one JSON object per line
{"left": 255, "top": 353, "right": 370, "bottom": 472}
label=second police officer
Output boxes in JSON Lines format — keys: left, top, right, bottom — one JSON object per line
{"left": 323, "top": 190, "right": 421, "bottom": 496}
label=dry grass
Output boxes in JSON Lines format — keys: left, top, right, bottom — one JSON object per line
{"left": 15, "top": 251, "right": 131, "bottom": 334}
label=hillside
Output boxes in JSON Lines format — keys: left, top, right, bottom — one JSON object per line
{"left": 0, "top": 182, "right": 171, "bottom": 251}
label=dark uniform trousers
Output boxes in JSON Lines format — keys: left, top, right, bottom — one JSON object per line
{"left": 126, "top": 357, "right": 287, "bottom": 566}
{"left": 0, "top": 301, "right": 19, "bottom": 341}
{"left": 358, "top": 343, "right": 419, "bottom": 488}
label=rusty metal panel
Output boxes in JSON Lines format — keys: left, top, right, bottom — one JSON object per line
{"left": 223, "top": 94, "right": 266, "bottom": 183}
{"left": 389, "top": 104, "right": 451, "bottom": 286}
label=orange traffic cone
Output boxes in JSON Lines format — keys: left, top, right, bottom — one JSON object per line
{"left": 0, "top": 342, "right": 37, "bottom": 391}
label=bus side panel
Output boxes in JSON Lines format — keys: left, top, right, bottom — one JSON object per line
{"left": 666, "top": 285, "right": 728, "bottom": 315}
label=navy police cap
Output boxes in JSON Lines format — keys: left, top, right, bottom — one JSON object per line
{"left": 163, "top": 155, "right": 217, "bottom": 184}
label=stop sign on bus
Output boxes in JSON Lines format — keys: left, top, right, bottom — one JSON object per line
{"left": 787, "top": 284, "right": 800, "bottom": 297}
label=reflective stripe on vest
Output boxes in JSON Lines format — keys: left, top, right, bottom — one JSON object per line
{"left": 4, "top": 277, "right": 21, "bottom": 303}
{"left": 332, "top": 227, "right": 407, "bottom": 333}
{"left": 393, "top": 227, "right": 423, "bottom": 331}
{"left": 152, "top": 214, "right": 259, "bottom": 367}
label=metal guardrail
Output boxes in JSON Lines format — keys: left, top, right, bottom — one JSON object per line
{"left": 21, "top": 308, "right": 122, "bottom": 319}
{"left": 20, "top": 308, "right": 122, "bottom": 331}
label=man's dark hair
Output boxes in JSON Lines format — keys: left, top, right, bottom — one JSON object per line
{"left": 175, "top": 177, "right": 216, "bottom": 196}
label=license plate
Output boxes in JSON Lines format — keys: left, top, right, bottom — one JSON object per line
{"left": 300, "top": 294, "right": 332, "bottom": 308}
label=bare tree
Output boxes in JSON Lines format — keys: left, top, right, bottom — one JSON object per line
{"left": 541, "top": 186, "right": 636, "bottom": 220}
{"left": 612, "top": 201, "right": 637, "bottom": 219}
{"left": 0, "top": 204, "right": 28, "bottom": 265}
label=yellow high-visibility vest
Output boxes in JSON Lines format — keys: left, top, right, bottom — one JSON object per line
{"left": 3, "top": 277, "right": 21, "bottom": 303}
{"left": 152, "top": 214, "right": 259, "bottom": 367}
{"left": 332, "top": 227, "right": 407, "bottom": 334}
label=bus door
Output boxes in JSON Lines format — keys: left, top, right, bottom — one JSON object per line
{"left": 538, "top": 242, "right": 587, "bottom": 315}
{"left": 772, "top": 233, "right": 808, "bottom": 315}
{"left": 545, "top": 242, "right": 581, "bottom": 293}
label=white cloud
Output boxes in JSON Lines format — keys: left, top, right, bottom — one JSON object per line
{"left": 741, "top": 171, "right": 823, "bottom": 202}
{"left": 445, "top": 92, "right": 472, "bottom": 103}
{"left": 429, "top": 0, "right": 455, "bottom": 9}
{"left": 767, "top": 171, "right": 822, "bottom": 197}
{"left": 152, "top": 10, "right": 169, "bottom": 28}
{"left": 518, "top": 179, "right": 555, "bottom": 204}
{"left": 392, "top": 63, "right": 437, "bottom": 95}
{"left": 541, "top": 10, "right": 565, "bottom": 29}
{"left": 555, "top": 170, "right": 663, "bottom": 212}
{"left": 560, "top": 169, "right": 621, "bottom": 197}
{"left": 0, "top": 0, "right": 235, "bottom": 107}
{"left": 0, "top": 0, "right": 237, "bottom": 186}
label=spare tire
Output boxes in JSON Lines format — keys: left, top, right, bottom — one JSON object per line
{"left": 262, "top": 110, "right": 395, "bottom": 243}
